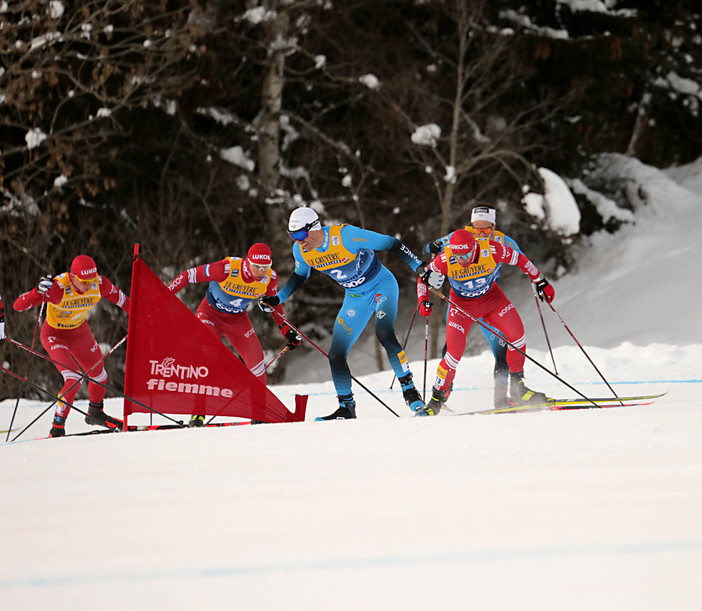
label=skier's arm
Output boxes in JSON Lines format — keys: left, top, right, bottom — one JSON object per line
{"left": 493, "top": 242, "right": 541, "bottom": 280}
{"left": 273, "top": 245, "right": 311, "bottom": 304}
{"left": 266, "top": 272, "right": 307, "bottom": 306}
{"left": 167, "top": 259, "right": 230, "bottom": 294}
{"left": 258, "top": 272, "right": 301, "bottom": 349}
{"left": 343, "top": 226, "right": 423, "bottom": 272}
{"left": 423, "top": 235, "right": 450, "bottom": 257}
{"left": 13, "top": 278, "right": 62, "bottom": 311}
{"left": 98, "top": 276, "right": 130, "bottom": 312}
{"left": 0, "top": 294, "right": 5, "bottom": 341}
{"left": 417, "top": 253, "right": 446, "bottom": 291}
{"left": 416, "top": 277, "right": 433, "bottom": 317}
{"left": 264, "top": 272, "right": 287, "bottom": 328}
{"left": 494, "top": 242, "right": 554, "bottom": 303}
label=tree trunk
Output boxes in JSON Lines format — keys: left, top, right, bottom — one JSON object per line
{"left": 259, "top": 6, "right": 290, "bottom": 270}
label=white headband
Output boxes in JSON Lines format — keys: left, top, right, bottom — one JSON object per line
{"left": 471, "top": 206, "right": 496, "bottom": 225}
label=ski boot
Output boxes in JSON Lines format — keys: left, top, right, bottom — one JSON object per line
{"left": 188, "top": 414, "right": 205, "bottom": 428}
{"left": 444, "top": 382, "right": 453, "bottom": 403}
{"left": 416, "top": 387, "right": 447, "bottom": 416}
{"left": 48, "top": 415, "right": 66, "bottom": 438}
{"left": 493, "top": 359, "right": 510, "bottom": 408}
{"left": 85, "top": 401, "right": 122, "bottom": 429}
{"left": 399, "top": 373, "right": 424, "bottom": 413}
{"left": 316, "top": 394, "right": 357, "bottom": 421}
{"left": 508, "top": 371, "right": 548, "bottom": 405}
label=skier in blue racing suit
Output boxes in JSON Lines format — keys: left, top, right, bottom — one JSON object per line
{"left": 260, "top": 207, "right": 433, "bottom": 420}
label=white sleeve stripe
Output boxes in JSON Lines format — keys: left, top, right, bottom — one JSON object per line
{"left": 187, "top": 268, "right": 197, "bottom": 283}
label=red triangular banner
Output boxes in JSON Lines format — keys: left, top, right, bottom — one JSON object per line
{"left": 123, "top": 248, "right": 306, "bottom": 424}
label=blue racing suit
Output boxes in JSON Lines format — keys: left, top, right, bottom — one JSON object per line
{"left": 278, "top": 224, "right": 423, "bottom": 396}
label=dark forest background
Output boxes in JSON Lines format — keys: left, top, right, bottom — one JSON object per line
{"left": 2, "top": 0, "right": 701, "bottom": 400}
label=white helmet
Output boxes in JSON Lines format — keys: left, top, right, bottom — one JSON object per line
{"left": 471, "top": 205, "right": 496, "bottom": 225}
{"left": 288, "top": 207, "right": 321, "bottom": 233}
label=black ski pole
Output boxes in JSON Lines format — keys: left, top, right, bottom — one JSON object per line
{"left": 531, "top": 284, "right": 558, "bottom": 375}
{"left": 428, "top": 287, "right": 602, "bottom": 409}
{"left": 1, "top": 362, "right": 86, "bottom": 441}
{"left": 6, "top": 301, "right": 44, "bottom": 441}
{"left": 279, "top": 317, "right": 400, "bottom": 418}
{"left": 7, "top": 335, "right": 184, "bottom": 440}
{"left": 546, "top": 302, "right": 623, "bottom": 405}
{"left": 389, "top": 302, "right": 419, "bottom": 390}
{"left": 8, "top": 335, "right": 137, "bottom": 404}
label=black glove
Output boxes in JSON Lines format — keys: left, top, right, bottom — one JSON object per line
{"left": 428, "top": 240, "right": 443, "bottom": 255}
{"left": 258, "top": 295, "right": 280, "bottom": 313}
{"left": 534, "top": 277, "right": 555, "bottom": 304}
{"left": 284, "top": 328, "right": 302, "bottom": 350}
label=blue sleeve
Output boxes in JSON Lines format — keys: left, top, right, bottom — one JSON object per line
{"left": 277, "top": 245, "right": 311, "bottom": 303}
{"left": 342, "top": 226, "right": 423, "bottom": 272}
{"left": 504, "top": 235, "right": 521, "bottom": 254}
{"left": 340, "top": 226, "right": 395, "bottom": 252}
{"left": 424, "top": 234, "right": 450, "bottom": 257}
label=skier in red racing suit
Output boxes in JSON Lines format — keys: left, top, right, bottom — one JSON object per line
{"left": 13, "top": 255, "right": 130, "bottom": 437}
{"left": 168, "top": 243, "right": 299, "bottom": 426}
{"left": 418, "top": 229, "right": 555, "bottom": 415}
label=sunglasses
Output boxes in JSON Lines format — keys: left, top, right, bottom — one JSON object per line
{"left": 472, "top": 226, "right": 493, "bottom": 236}
{"left": 288, "top": 221, "right": 319, "bottom": 241}
{"left": 454, "top": 252, "right": 474, "bottom": 261}
{"left": 70, "top": 273, "right": 97, "bottom": 285}
{"left": 250, "top": 262, "right": 271, "bottom": 270}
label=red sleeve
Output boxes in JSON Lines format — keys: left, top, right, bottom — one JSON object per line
{"left": 13, "top": 283, "right": 62, "bottom": 311}
{"left": 429, "top": 252, "right": 449, "bottom": 275}
{"left": 99, "top": 276, "right": 130, "bottom": 313}
{"left": 265, "top": 271, "right": 287, "bottom": 329}
{"left": 491, "top": 242, "right": 541, "bottom": 281}
{"left": 168, "top": 259, "right": 230, "bottom": 293}
{"left": 416, "top": 277, "right": 429, "bottom": 302}
{"left": 13, "top": 289, "right": 41, "bottom": 312}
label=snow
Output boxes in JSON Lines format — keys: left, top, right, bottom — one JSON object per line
{"left": 358, "top": 74, "right": 380, "bottom": 90}
{"left": 523, "top": 167, "right": 581, "bottom": 236}
{"left": 24, "top": 128, "right": 47, "bottom": 149}
{"left": 220, "top": 145, "right": 255, "bottom": 171}
{"left": 2, "top": 156, "right": 702, "bottom": 609}
{"left": 557, "top": 0, "right": 609, "bottom": 13}
{"left": 411, "top": 123, "right": 441, "bottom": 147}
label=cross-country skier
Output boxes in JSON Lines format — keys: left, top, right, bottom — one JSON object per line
{"left": 418, "top": 205, "right": 522, "bottom": 407}
{"left": 168, "top": 243, "right": 300, "bottom": 427}
{"left": 258, "top": 207, "right": 433, "bottom": 420}
{"left": 13, "top": 255, "right": 130, "bottom": 437}
{"left": 417, "top": 228, "right": 554, "bottom": 415}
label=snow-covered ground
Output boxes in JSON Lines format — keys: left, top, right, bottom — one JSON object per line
{"left": 1, "top": 158, "right": 701, "bottom": 610}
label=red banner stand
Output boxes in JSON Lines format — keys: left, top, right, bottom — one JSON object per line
{"left": 123, "top": 245, "right": 306, "bottom": 428}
